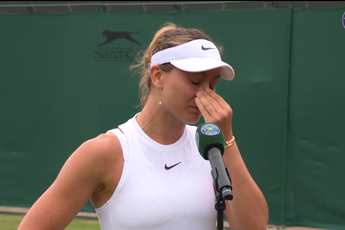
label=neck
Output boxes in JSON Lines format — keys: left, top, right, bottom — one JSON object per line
{"left": 136, "top": 98, "right": 186, "bottom": 145}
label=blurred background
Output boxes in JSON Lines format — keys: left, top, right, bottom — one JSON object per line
{"left": 1, "top": 1, "right": 345, "bottom": 230}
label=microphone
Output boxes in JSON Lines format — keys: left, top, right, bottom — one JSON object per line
{"left": 196, "top": 123, "right": 233, "bottom": 201}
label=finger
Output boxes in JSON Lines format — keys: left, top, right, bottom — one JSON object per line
{"left": 195, "top": 97, "right": 212, "bottom": 121}
{"left": 205, "top": 88, "right": 229, "bottom": 110}
{"left": 201, "top": 90, "right": 223, "bottom": 113}
{"left": 196, "top": 91, "right": 218, "bottom": 117}
{"left": 204, "top": 88, "right": 233, "bottom": 122}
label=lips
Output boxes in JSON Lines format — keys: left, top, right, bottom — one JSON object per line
{"left": 190, "top": 106, "right": 200, "bottom": 113}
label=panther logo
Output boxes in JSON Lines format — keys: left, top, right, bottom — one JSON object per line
{"left": 97, "top": 30, "right": 142, "bottom": 47}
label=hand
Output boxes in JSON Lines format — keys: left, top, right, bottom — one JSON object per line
{"left": 195, "top": 88, "right": 233, "bottom": 140}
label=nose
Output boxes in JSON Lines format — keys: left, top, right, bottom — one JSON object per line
{"left": 198, "top": 82, "right": 214, "bottom": 92}
{"left": 195, "top": 80, "right": 209, "bottom": 90}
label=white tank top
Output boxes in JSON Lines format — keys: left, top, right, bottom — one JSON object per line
{"left": 95, "top": 114, "right": 217, "bottom": 230}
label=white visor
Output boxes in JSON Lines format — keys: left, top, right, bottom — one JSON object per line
{"left": 149, "top": 39, "right": 235, "bottom": 81}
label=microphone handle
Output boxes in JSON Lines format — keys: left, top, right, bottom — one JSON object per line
{"left": 208, "top": 147, "right": 233, "bottom": 200}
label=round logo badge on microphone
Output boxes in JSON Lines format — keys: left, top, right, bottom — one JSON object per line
{"left": 201, "top": 124, "right": 220, "bottom": 136}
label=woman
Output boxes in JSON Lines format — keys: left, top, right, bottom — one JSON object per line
{"left": 18, "top": 22, "right": 268, "bottom": 230}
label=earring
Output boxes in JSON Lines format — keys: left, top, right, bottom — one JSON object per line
{"left": 158, "top": 84, "right": 162, "bottom": 106}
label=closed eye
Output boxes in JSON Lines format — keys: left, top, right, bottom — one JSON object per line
{"left": 191, "top": 81, "right": 201, "bottom": 85}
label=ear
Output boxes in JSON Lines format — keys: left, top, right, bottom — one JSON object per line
{"left": 149, "top": 64, "right": 163, "bottom": 88}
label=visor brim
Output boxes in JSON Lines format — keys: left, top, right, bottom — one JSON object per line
{"left": 170, "top": 58, "right": 235, "bottom": 81}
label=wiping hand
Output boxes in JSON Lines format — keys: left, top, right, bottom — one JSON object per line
{"left": 195, "top": 88, "right": 233, "bottom": 140}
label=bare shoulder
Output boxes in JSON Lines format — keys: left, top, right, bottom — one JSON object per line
{"left": 70, "top": 130, "right": 124, "bottom": 187}
{"left": 78, "top": 131, "right": 123, "bottom": 162}
{"left": 56, "top": 130, "right": 124, "bottom": 192}
{"left": 17, "top": 130, "right": 124, "bottom": 230}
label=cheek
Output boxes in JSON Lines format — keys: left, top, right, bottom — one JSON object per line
{"left": 163, "top": 72, "right": 197, "bottom": 104}
{"left": 165, "top": 83, "right": 196, "bottom": 105}
{"left": 181, "top": 84, "right": 198, "bottom": 101}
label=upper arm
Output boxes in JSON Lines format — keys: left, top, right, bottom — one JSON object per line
{"left": 18, "top": 133, "right": 122, "bottom": 230}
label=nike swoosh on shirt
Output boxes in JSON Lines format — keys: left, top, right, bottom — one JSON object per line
{"left": 164, "top": 162, "right": 182, "bottom": 170}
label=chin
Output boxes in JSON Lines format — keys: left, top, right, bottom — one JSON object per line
{"left": 184, "top": 113, "right": 201, "bottom": 125}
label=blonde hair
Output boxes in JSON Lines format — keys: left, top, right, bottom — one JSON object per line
{"left": 130, "top": 22, "right": 223, "bottom": 108}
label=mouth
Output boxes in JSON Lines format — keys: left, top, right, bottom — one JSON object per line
{"left": 190, "top": 106, "right": 200, "bottom": 113}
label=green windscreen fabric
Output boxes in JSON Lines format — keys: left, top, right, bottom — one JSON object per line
{"left": 285, "top": 7, "right": 345, "bottom": 230}
{"left": 0, "top": 7, "right": 344, "bottom": 229}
